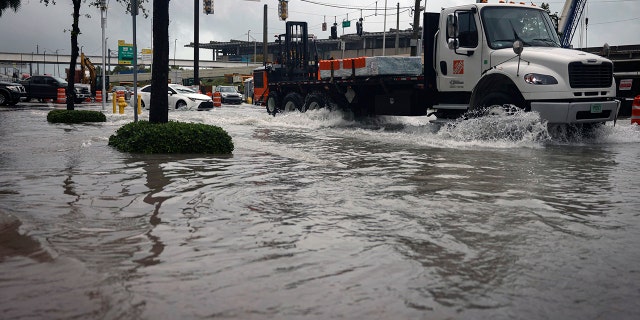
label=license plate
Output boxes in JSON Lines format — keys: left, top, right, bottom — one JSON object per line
{"left": 590, "top": 104, "right": 602, "bottom": 113}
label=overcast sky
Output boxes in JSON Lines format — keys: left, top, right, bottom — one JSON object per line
{"left": 0, "top": 0, "right": 638, "bottom": 62}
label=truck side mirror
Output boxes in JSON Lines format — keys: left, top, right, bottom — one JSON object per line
{"left": 446, "top": 13, "right": 459, "bottom": 50}
{"left": 448, "top": 39, "right": 459, "bottom": 50}
{"left": 446, "top": 13, "right": 458, "bottom": 40}
{"left": 512, "top": 40, "right": 524, "bottom": 55}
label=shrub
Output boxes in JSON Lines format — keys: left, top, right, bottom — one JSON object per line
{"left": 108, "top": 120, "right": 234, "bottom": 154}
{"left": 47, "top": 109, "right": 107, "bottom": 123}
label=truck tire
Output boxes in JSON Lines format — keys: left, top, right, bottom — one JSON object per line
{"left": 0, "top": 92, "right": 7, "bottom": 106}
{"left": 471, "top": 89, "right": 525, "bottom": 117}
{"left": 282, "top": 92, "right": 304, "bottom": 112}
{"left": 266, "top": 92, "right": 280, "bottom": 116}
{"left": 303, "top": 92, "right": 328, "bottom": 112}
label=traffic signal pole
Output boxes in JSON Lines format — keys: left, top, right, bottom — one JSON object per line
{"left": 410, "top": 0, "right": 421, "bottom": 56}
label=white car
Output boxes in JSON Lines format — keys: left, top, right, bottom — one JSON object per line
{"left": 138, "top": 84, "right": 213, "bottom": 111}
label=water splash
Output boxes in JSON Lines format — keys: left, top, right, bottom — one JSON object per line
{"left": 436, "top": 109, "right": 551, "bottom": 146}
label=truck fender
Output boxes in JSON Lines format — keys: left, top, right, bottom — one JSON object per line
{"left": 469, "top": 73, "right": 526, "bottom": 112}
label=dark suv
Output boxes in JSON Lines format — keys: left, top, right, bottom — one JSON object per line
{"left": 0, "top": 80, "right": 26, "bottom": 106}
{"left": 20, "top": 75, "right": 89, "bottom": 103}
{"left": 20, "top": 75, "right": 67, "bottom": 102}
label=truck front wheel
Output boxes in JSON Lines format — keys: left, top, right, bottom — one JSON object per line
{"left": 471, "top": 89, "right": 525, "bottom": 117}
{"left": 266, "top": 92, "right": 280, "bottom": 116}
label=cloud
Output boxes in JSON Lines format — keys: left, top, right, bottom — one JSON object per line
{"left": 0, "top": 0, "right": 636, "bottom": 64}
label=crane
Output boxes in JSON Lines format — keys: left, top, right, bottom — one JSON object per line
{"left": 558, "top": 0, "right": 587, "bottom": 48}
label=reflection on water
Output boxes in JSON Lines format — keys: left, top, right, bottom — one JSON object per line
{"left": 1, "top": 106, "right": 640, "bottom": 319}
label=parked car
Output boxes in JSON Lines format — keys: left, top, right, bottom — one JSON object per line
{"left": 0, "top": 81, "right": 26, "bottom": 106}
{"left": 110, "top": 85, "right": 131, "bottom": 100}
{"left": 20, "top": 75, "right": 66, "bottom": 102}
{"left": 215, "top": 85, "right": 242, "bottom": 104}
{"left": 20, "top": 75, "right": 88, "bottom": 103}
{"left": 74, "top": 84, "right": 92, "bottom": 102}
{"left": 138, "top": 84, "right": 213, "bottom": 111}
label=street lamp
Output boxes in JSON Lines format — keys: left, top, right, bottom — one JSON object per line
{"left": 101, "top": 0, "right": 108, "bottom": 112}
{"left": 174, "top": 38, "right": 177, "bottom": 68}
{"left": 55, "top": 49, "right": 61, "bottom": 77}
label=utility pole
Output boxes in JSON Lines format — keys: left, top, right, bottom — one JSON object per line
{"left": 395, "top": 2, "right": 400, "bottom": 55}
{"left": 382, "top": 0, "right": 387, "bottom": 56}
{"left": 410, "top": 0, "right": 421, "bottom": 56}
{"left": 194, "top": 0, "right": 200, "bottom": 87}
{"left": 100, "top": 0, "right": 107, "bottom": 111}
{"left": 263, "top": 4, "right": 268, "bottom": 66}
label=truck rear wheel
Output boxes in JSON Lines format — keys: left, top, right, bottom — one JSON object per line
{"left": 303, "top": 92, "right": 328, "bottom": 112}
{"left": 282, "top": 92, "right": 304, "bottom": 112}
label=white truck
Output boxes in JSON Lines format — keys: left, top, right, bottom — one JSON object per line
{"left": 428, "top": 1, "right": 619, "bottom": 124}
{"left": 256, "top": 1, "right": 619, "bottom": 126}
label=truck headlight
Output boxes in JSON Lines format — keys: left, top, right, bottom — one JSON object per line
{"left": 524, "top": 73, "right": 558, "bottom": 85}
{"left": 7, "top": 85, "right": 22, "bottom": 92}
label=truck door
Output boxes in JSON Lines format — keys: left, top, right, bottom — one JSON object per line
{"left": 437, "top": 9, "right": 483, "bottom": 94}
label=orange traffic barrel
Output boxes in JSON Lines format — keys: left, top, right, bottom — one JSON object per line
{"left": 213, "top": 91, "right": 222, "bottom": 107}
{"left": 631, "top": 95, "right": 640, "bottom": 125}
{"left": 56, "top": 88, "right": 66, "bottom": 104}
{"left": 95, "top": 90, "right": 103, "bottom": 102}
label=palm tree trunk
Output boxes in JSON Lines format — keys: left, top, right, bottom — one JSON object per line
{"left": 149, "top": 0, "right": 170, "bottom": 123}
{"left": 66, "top": 0, "right": 82, "bottom": 110}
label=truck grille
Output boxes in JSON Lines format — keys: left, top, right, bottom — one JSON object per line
{"left": 568, "top": 61, "right": 613, "bottom": 89}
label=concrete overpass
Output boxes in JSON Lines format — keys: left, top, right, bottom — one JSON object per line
{"left": 0, "top": 52, "right": 252, "bottom": 69}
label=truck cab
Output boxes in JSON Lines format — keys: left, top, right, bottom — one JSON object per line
{"left": 428, "top": 2, "right": 619, "bottom": 124}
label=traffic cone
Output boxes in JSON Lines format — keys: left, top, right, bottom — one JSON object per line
{"left": 56, "top": 88, "right": 66, "bottom": 104}
{"left": 632, "top": 95, "right": 640, "bottom": 126}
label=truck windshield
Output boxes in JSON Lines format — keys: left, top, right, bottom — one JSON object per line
{"left": 481, "top": 7, "right": 560, "bottom": 49}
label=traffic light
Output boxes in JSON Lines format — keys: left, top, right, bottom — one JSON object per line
{"left": 356, "top": 18, "right": 363, "bottom": 36}
{"left": 322, "top": 22, "right": 327, "bottom": 31}
{"left": 331, "top": 23, "right": 337, "bottom": 39}
{"left": 203, "top": 0, "right": 213, "bottom": 15}
{"left": 278, "top": 0, "right": 288, "bottom": 21}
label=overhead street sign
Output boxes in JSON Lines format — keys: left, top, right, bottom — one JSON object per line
{"left": 118, "top": 40, "right": 133, "bottom": 65}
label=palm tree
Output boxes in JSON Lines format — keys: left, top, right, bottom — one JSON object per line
{"left": 0, "top": 0, "right": 20, "bottom": 17}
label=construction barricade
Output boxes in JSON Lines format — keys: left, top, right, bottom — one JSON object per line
{"left": 213, "top": 91, "right": 222, "bottom": 107}
{"left": 632, "top": 95, "right": 640, "bottom": 125}
{"left": 95, "top": 90, "right": 102, "bottom": 102}
{"left": 56, "top": 88, "right": 66, "bottom": 104}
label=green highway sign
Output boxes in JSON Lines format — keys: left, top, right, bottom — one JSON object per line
{"left": 118, "top": 40, "right": 133, "bottom": 65}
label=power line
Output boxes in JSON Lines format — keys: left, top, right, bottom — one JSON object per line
{"left": 589, "top": 16, "right": 640, "bottom": 25}
{"left": 299, "top": 0, "right": 413, "bottom": 11}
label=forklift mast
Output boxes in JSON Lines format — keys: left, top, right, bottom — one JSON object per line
{"left": 281, "top": 21, "right": 318, "bottom": 81}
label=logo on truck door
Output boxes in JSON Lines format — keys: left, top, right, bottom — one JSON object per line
{"left": 453, "top": 60, "right": 464, "bottom": 74}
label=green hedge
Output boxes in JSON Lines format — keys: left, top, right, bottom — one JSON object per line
{"left": 108, "top": 120, "right": 234, "bottom": 154}
{"left": 47, "top": 109, "right": 107, "bottom": 123}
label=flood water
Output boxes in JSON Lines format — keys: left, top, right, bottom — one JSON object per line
{"left": 1, "top": 103, "right": 640, "bottom": 319}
